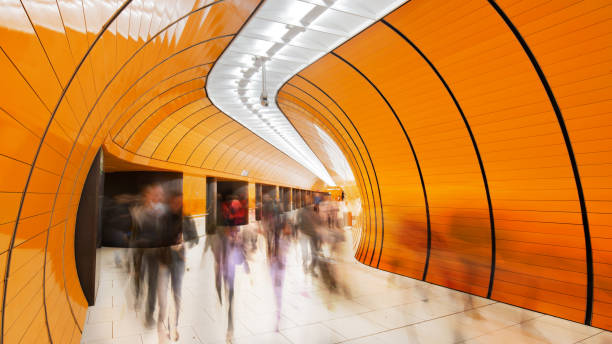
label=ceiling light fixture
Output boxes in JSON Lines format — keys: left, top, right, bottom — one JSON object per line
{"left": 207, "top": 0, "right": 407, "bottom": 186}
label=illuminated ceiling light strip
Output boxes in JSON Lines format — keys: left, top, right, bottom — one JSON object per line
{"left": 208, "top": 0, "right": 407, "bottom": 186}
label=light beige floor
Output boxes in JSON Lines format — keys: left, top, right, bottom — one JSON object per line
{"left": 81, "top": 228, "right": 611, "bottom": 344}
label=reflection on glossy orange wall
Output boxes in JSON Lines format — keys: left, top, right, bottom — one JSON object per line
{"left": 183, "top": 174, "right": 206, "bottom": 216}
{"left": 280, "top": 0, "right": 611, "bottom": 331}
{"left": 0, "top": 0, "right": 327, "bottom": 342}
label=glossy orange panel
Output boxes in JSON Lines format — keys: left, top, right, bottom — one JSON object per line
{"left": 276, "top": 0, "right": 611, "bottom": 330}
{"left": 0, "top": 0, "right": 326, "bottom": 341}
{"left": 2, "top": 0, "right": 609, "bottom": 340}
{"left": 183, "top": 174, "right": 206, "bottom": 216}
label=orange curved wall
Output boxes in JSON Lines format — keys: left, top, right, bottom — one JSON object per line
{"left": 280, "top": 0, "right": 611, "bottom": 330}
{"left": 0, "top": 0, "right": 326, "bottom": 342}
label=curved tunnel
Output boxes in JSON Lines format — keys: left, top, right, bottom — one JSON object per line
{"left": 0, "top": 0, "right": 610, "bottom": 341}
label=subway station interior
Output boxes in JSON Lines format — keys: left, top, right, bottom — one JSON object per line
{"left": 0, "top": 0, "right": 611, "bottom": 343}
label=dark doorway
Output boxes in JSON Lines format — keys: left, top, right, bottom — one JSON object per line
{"left": 280, "top": 187, "right": 291, "bottom": 212}
{"left": 75, "top": 149, "right": 104, "bottom": 306}
{"left": 261, "top": 184, "right": 276, "bottom": 200}
{"left": 101, "top": 171, "right": 182, "bottom": 247}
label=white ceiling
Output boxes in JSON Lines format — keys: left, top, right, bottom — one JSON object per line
{"left": 207, "top": 0, "right": 407, "bottom": 186}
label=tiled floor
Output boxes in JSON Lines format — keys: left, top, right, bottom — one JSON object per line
{"left": 82, "top": 228, "right": 611, "bottom": 344}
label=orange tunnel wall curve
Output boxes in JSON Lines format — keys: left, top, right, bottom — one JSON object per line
{"left": 279, "top": 0, "right": 612, "bottom": 331}
{"left": 0, "top": 0, "right": 327, "bottom": 342}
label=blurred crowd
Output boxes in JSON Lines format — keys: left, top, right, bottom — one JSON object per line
{"left": 103, "top": 185, "right": 348, "bottom": 343}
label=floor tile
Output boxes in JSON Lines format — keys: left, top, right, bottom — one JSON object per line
{"left": 579, "top": 331, "right": 611, "bottom": 343}
{"left": 81, "top": 230, "right": 610, "bottom": 344}
{"left": 281, "top": 323, "right": 346, "bottom": 344}
{"left": 81, "top": 322, "right": 113, "bottom": 342}
{"left": 323, "top": 314, "right": 387, "bottom": 339}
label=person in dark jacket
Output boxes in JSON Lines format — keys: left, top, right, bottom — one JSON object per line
{"left": 156, "top": 191, "right": 199, "bottom": 342}
{"left": 129, "top": 183, "right": 167, "bottom": 327}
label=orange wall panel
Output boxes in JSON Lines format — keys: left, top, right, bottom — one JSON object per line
{"left": 183, "top": 174, "right": 206, "bottom": 216}
{"left": 278, "top": 0, "right": 611, "bottom": 331}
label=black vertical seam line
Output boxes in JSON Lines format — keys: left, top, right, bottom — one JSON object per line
{"left": 107, "top": 62, "right": 213, "bottom": 137}
{"left": 40, "top": 19, "right": 229, "bottom": 339}
{"left": 112, "top": 75, "right": 207, "bottom": 140}
{"left": 120, "top": 87, "right": 203, "bottom": 148}
{"left": 0, "top": 47, "right": 52, "bottom": 115}
{"left": 331, "top": 51, "right": 427, "bottom": 268}
{"left": 0, "top": 1, "right": 133, "bottom": 341}
{"left": 19, "top": 0, "right": 81, "bottom": 131}
{"left": 49, "top": 3, "right": 227, "bottom": 334}
{"left": 278, "top": 87, "right": 371, "bottom": 261}
{"left": 294, "top": 74, "right": 380, "bottom": 264}
{"left": 278, "top": 94, "right": 371, "bottom": 261}
{"left": 487, "top": 0, "right": 592, "bottom": 323}
{"left": 0, "top": 107, "right": 68, "bottom": 161}
{"left": 118, "top": 75, "right": 207, "bottom": 146}
{"left": 184, "top": 119, "right": 234, "bottom": 166}
{"left": 54, "top": 0, "right": 94, "bottom": 129}
{"left": 277, "top": 93, "right": 370, "bottom": 233}
{"left": 273, "top": 96, "right": 337, "bottom": 188}
{"left": 113, "top": 0, "right": 119, "bottom": 72}
{"left": 381, "top": 19, "right": 495, "bottom": 293}
{"left": 167, "top": 112, "right": 222, "bottom": 161}
{"left": 80, "top": 0, "right": 99, "bottom": 94}
{"left": 211, "top": 129, "right": 249, "bottom": 170}
{"left": 199, "top": 125, "right": 244, "bottom": 168}
{"left": 278, "top": 87, "right": 374, "bottom": 261}
{"left": 278, "top": 92, "right": 368, "bottom": 204}
{"left": 150, "top": 103, "right": 214, "bottom": 157}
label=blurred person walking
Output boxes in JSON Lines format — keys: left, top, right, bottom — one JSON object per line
{"left": 156, "top": 192, "right": 199, "bottom": 342}
{"left": 297, "top": 202, "right": 322, "bottom": 275}
{"left": 222, "top": 225, "right": 250, "bottom": 340}
{"left": 128, "top": 184, "right": 167, "bottom": 326}
{"left": 269, "top": 208, "right": 290, "bottom": 332}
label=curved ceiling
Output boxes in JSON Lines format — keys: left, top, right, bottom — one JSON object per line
{"left": 207, "top": 0, "right": 406, "bottom": 186}
{"left": 0, "top": 0, "right": 610, "bottom": 341}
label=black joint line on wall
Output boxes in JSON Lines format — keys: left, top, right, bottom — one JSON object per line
{"left": 331, "top": 51, "right": 429, "bottom": 270}
{"left": 380, "top": 19, "right": 496, "bottom": 296}
{"left": 0, "top": 1, "right": 135, "bottom": 342}
{"left": 294, "top": 75, "right": 381, "bottom": 264}
{"left": 279, "top": 86, "right": 374, "bottom": 262}
{"left": 487, "top": 0, "right": 593, "bottom": 324}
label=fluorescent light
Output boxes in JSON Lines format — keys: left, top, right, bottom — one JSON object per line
{"left": 207, "top": 0, "right": 406, "bottom": 186}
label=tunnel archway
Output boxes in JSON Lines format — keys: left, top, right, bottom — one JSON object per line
{"left": 0, "top": 0, "right": 610, "bottom": 341}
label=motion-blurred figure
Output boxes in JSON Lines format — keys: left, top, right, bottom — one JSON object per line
{"left": 261, "top": 193, "right": 276, "bottom": 258}
{"left": 297, "top": 202, "right": 322, "bottom": 275}
{"left": 222, "top": 226, "right": 250, "bottom": 340}
{"left": 102, "top": 193, "right": 137, "bottom": 267}
{"left": 266, "top": 200, "right": 288, "bottom": 331}
{"left": 317, "top": 214, "right": 350, "bottom": 300}
{"left": 128, "top": 183, "right": 167, "bottom": 327}
{"left": 319, "top": 195, "right": 339, "bottom": 229}
{"left": 155, "top": 192, "right": 199, "bottom": 342}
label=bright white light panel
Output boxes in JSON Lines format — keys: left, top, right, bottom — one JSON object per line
{"left": 207, "top": 0, "right": 406, "bottom": 186}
